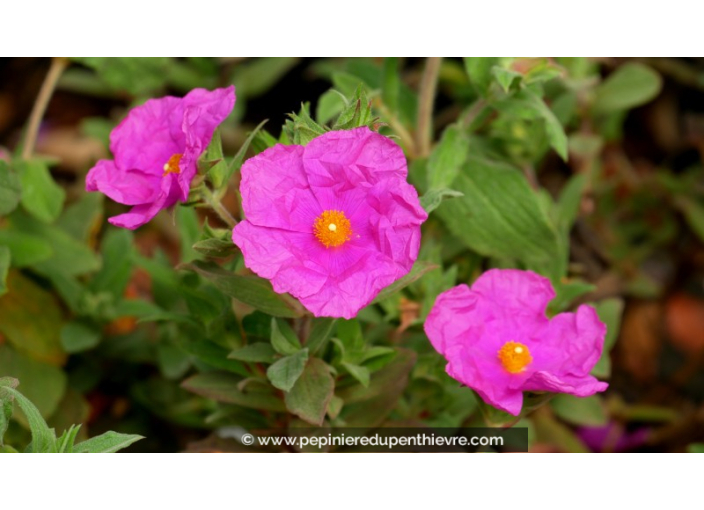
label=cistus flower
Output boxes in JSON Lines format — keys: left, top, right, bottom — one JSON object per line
{"left": 424, "top": 269, "right": 608, "bottom": 416}
{"left": 232, "top": 127, "right": 427, "bottom": 319}
{"left": 86, "top": 86, "right": 235, "bottom": 229}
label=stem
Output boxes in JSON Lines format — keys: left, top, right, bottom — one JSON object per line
{"left": 461, "top": 98, "right": 488, "bottom": 130}
{"left": 22, "top": 57, "right": 69, "bottom": 160}
{"left": 202, "top": 187, "right": 237, "bottom": 228}
{"left": 416, "top": 57, "right": 443, "bottom": 158}
{"left": 376, "top": 100, "right": 416, "bottom": 158}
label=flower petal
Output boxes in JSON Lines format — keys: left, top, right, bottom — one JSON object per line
{"left": 86, "top": 159, "right": 160, "bottom": 205}
{"left": 303, "top": 126, "right": 408, "bottom": 190}
{"left": 239, "top": 144, "right": 320, "bottom": 233}
{"left": 107, "top": 173, "right": 181, "bottom": 230}
{"left": 233, "top": 220, "right": 406, "bottom": 319}
{"left": 471, "top": 269, "right": 555, "bottom": 318}
{"left": 178, "top": 86, "right": 236, "bottom": 200}
{"left": 446, "top": 344, "right": 525, "bottom": 416}
{"left": 522, "top": 371, "right": 608, "bottom": 396}
{"left": 110, "top": 96, "right": 184, "bottom": 176}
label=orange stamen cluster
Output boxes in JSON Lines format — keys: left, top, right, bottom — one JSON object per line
{"left": 163, "top": 153, "right": 183, "bottom": 176}
{"left": 497, "top": 341, "right": 533, "bottom": 374}
{"left": 313, "top": 210, "right": 352, "bottom": 248}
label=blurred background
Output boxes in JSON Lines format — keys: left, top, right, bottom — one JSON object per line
{"left": 1, "top": 57, "right": 703, "bottom": 452}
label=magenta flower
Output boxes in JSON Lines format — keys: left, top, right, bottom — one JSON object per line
{"left": 86, "top": 86, "right": 236, "bottom": 229}
{"left": 232, "top": 127, "right": 427, "bottom": 319}
{"left": 424, "top": 269, "right": 608, "bottom": 416}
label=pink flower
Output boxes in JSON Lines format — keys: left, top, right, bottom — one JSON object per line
{"left": 424, "top": 269, "right": 608, "bottom": 416}
{"left": 232, "top": 127, "right": 427, "bottom": 319}
{"left": 86, "top": 86, "right": 235, "bottom": 229}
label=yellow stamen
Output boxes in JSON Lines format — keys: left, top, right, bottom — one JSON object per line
{"left": 314, "top": 210, "right": 352, "bottom": 248}
{"left": 163, "top": 153, "right": 183, "bottom": 176}
{"left": 497, "top": 341, "right": 532, "bottom": 374}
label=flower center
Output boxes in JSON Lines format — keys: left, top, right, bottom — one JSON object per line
{"left": 163, "top": 153, "right": 183, "bottom": 176}
{"left": 314, "top": 210, "right": 352, "bottom": 248}
{"left": 497, "top": 341, "right": 533, "bottom": 374}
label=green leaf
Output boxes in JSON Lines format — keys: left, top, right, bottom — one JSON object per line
{"left": 427, "top": 124, "right": 470, "bottom": 190}
{"left": 180, "top": 339, "right": 248, "bottom": 376}
{"left": 17, "top": 160, "right": 65, "bottom": 223}
{"left": 56, "top": 192, "right": 103, "bottom": 242}
{"left": 0, "top": 377, "right": 18, "bottom": 446}
{"left": 0, "top": 271, "right": 66, "bottom": 364}
{"left": 0, "top": 346, "right": 67, "bottom": 424}
{"left": 90, "top": 228, "right": 133, "bottom": 297}
{"left": 551, "top": 394, "right": 607, "bottom": 427}
{"left": 333, "top": 84, "right": 375, "bottom": 131}
{"left": 286, "top": 103, "right": 327, "bottom": 145}
{"left": 201, "top": 129, "right": 227, "bottom": 188}
{"left": 228, "top": 343, "right": 276, "bottom": 364}
{"left": 381, "top": 57, "right": 400, "bottom": 114}
{"left": 56, "top": 424, "right": 82, "bottom": 453}
{"left": 688, "top": 443, "right": 704, "bottom": 453}
{"left": 307, "top": 318, "right": 336, "bottom": 355}
{"left": 0, "top": 383, "right": 57, "bottom": 453}
{"left": 266, "top": 348, "right": 309, "bottom": 392}
{"left": 284, "top": 358, "right": 335, "bottom": 426}
{"left": 436, "top": 156, "right": 561, "bottom": 274}
{"left": 231, "top": 57, "right": 298, "bottom": 98}
{"left": 555, "top": 173, "right": 587, "bottom": 233}
{"left": 73, "top": 431, "right": 144, "bottom": 453}
{"left": 373, "top": 261, "right": 439, "bottom": 303}
{"left": 495, "top": 89, "right": 568, "bottom": 160}
{"left": 593, "top": 63, "right": 662, "bottom": 115}
{"left": 420, "top": 188, "right": 464, "bottom": 214}
{"left": 270, "top": 318, "right": 302, "bottom": 356}
{"left": 192, "top": 238, "right": 237, "bottom": 258}
{"left": 72, "top": 57, "right": 171, "bottom": 96}
{"left": 0, "top": 230, "right": 53, "bottom": 267}
{"left": 338, "top": 348, "right": 415, "bottom": 428}
{"left": 341, "top": 362, "right": 370, "bottom": 388}
{"left": 493, "top": 67, "right": 523, "bottom": 93}
{"left": 551, "top": 280, "right": 596, "bottom": 312}
{"left": 157, "top": 343, "right": 191, "bottom": 379}
{"left": 8, "top": 210, "right": 101, "bottom": 277}
{"left": 0, "top": 161, "right": 21, "bottom": 216}
{"left": 675, "top": 197, "right": 704, "bottom": 243}
{"left": 316, "top": 90, "right": 347, "bottom": 125}
{"left": 182, "top": 372, "right": 285, "bottom": 411}
{"left": 591, "top": 298, "right": 624, "bottom": 378}
{"left": 0, "top": 247, "right": 9, "bottom": 297}
{"left": 463, "top": 58, "right": 499, "bottom": 95}
{"left": 225, "top": 119, "right": 269, "bottom": 184}
{"left": 184, "top": 261, "right": 303, "bottom": 318}
{"left": 59, "top": 321, "right": 101, "bottom": 353}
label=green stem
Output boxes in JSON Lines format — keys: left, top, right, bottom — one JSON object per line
{"left": 416, "top": 57, "right": 443, "bottom": 158}
{"left": 22, "top": 57, "right": 69, "bottom": 160}
{"left": 202, "top": 187, "right": 237, "bottom": 228}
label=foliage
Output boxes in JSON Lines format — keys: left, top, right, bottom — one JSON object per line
{"left": 1, "top": 57, "right": 703, "bottom": 452}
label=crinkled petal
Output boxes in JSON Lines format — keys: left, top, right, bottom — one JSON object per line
{"left": 110, "top": 96, "right": 184, "bottom": 176}
{"left": 303, "top": 127, "right": 409, "bottom": 190}
{"left": 239, "top": 144, "right": 320, "bottom": 232}
{"left": 536, "top": 305, "right": 607, "bottom": 375}
{"left": 521, "top": 371, "right": 608, "bottom": 396}
{"left": 107, "top": 173, "right": 181, "bottom": 230}
{"left": 471, "top": 269, "right": 555, "bottom": 319}
{"left": 178, "top": 86, "right": 236, "bottom": 200}
{"left": 446, "top": 344, "right": 525, "bottom": 416}
{"left": 85, "top": 159, "right": 160, "bottom": 205}
{"left": 424, "top": 285, "right": 479, "bottom": 356}
{"left": 233, "top": 219, "right": 405, "bottom": 319}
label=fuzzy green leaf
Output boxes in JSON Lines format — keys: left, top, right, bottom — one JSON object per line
{"left": 17, "top": 160, "right": 65, "bottom": 224}
{"left": 73, "top": 431, "right": 143, "bottom": 453}
{"left": 267, "top": 349, "right": 309, "bottom": 392}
